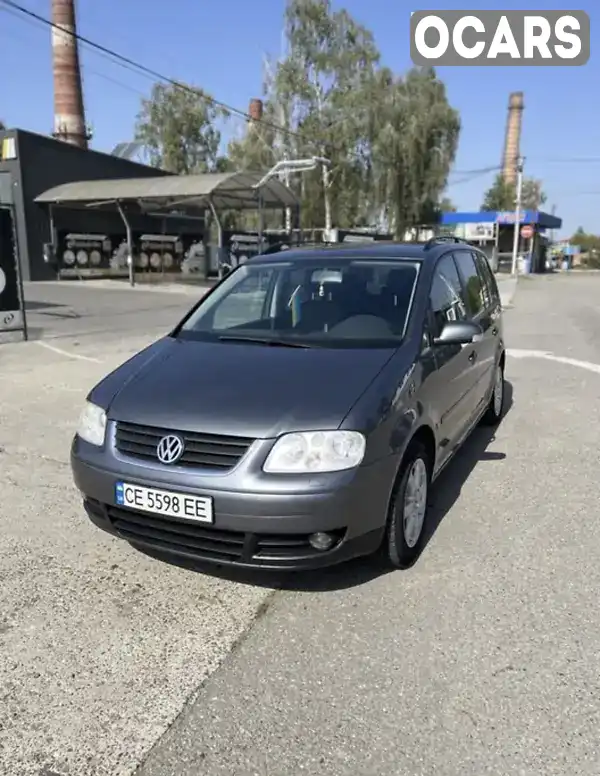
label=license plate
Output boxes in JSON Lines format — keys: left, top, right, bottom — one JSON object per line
{"left": 115, "top": 482, "right": 213, "bottom": 523}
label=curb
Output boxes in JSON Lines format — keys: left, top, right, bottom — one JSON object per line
{"left": 497, "top": 275, "right": 518, "bottom": 309}
{"left": 28, "top": 279, "right": 212, "bottom": 296}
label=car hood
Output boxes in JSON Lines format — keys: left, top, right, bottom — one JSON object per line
{"left": 102, "top": 337, "right": 394, "bottom": 439}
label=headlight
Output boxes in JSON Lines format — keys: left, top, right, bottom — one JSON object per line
{"left": 263, "top": 431, "right": 366, "bottom": 474}
{"left": 77, "top": 401, "right": 107, "bottom": 446}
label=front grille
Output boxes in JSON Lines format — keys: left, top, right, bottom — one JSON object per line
{"left": 115, "top": 421, "right": 254, "bottom": 471}
{"left": 100, "top": 503, "right": 344, "bottom": 565}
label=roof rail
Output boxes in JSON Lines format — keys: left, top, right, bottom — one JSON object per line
{"left": 423, "top": 235, "right": 464, "bottom": 250}
{"left": 256, "top": 240, "right": 327, "bottom": 256}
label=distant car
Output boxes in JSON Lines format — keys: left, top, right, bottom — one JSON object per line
{"left": 71, "top": 239, "right": 505, "bottom": 571}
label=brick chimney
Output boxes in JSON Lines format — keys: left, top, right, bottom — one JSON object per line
{"left": 52, "top": 0, "right": 89, "bottom": 148}
{"left": 248, "top": 98, "right": 264, "bottom": 127}
{"left": 501, "top": 91, "right": 524, "bottom": 186}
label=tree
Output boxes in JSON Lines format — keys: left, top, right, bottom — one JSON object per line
{"left": 369, "top": 66, "right": 460, "bottom": 237}
{"left": 439, "top": 197, "right": 456, "bottom": 212}
{"left": 273, "top": 0, "right": 381, "bottom": 230}
{"left": 481, "top": 173, "right": 547, "bottom": 211}
{"left": 0, "top": 119, "right": 5, "bottom": 131}
{"left": 522, "top": 178, "right": 547, "bottom": 209}
{"left": 135, "top": 82, "right": 227, "bottom": 174}
{"left": 228, "top": 0, "right": 459, "bottom": 236}
{"left": 481, "top": 174, "right": 514, "bottom": 211}
{"left": 570, "top": 227, "right": 600, "bottom": 253}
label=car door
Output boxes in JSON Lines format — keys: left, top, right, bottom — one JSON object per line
{"left": 423, "top": 253, "right": 479, "bottom": 465}
{"left": 474, "top": 248, "right": 503, "bottom": 342}
{"left": 452, "top": 250, "right": 494, "bottom": 417}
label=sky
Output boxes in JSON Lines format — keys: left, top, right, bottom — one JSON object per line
{"left": 0, "top": 0, "right": 597, "bottom": 237}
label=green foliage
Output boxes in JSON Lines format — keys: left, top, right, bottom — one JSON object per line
{"left": 369, "top": 66, "right": 460, "bottom": 237}
{"left": 222, "top": 0, "right": 459, "bottom": 233}
{"left": 135, "top": 0, "right": 461, "bottom": 234}
{"left": 439, "top": 197, "right": 456, "bottom": 212}
{"left": 481, "top": 174, "right": 547, "bottom": 212}
{"left": 481, "top": 175, "right": 514, "bottom": 211}
{"left": 570, "top": 227, "right": 600, "bottom": 254}
{"left": 135, "top": 82, "right": 226, "bottom": 174}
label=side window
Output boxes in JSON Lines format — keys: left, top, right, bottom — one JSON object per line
{"left": 452, "top": 251, "right": 484, "bottom": 317}
{"left": 429, "top": 255, "right": 468, "bottom": 338}
{"left": 474, "top": 250, "right": 499, "bottom": 305}
{"left": 471, "top": 251, "right": 493, "bottom": 308}
{"left": 212, "top": 268, "right": 276, "bottom": 329}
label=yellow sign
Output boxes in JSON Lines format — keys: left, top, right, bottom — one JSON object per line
{"left": 1, "top": 137, "right": 16, "bottom": 161}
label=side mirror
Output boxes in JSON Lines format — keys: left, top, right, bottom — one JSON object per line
{"left": 433, "top": 320, "right": 482, "bottom": 346}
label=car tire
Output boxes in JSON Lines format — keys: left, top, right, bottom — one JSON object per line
{"left": 480, "top": 360, "right": 505, "bottom": 426}
{"left": 381, "top": 441, "right": 431, "bottom": 569}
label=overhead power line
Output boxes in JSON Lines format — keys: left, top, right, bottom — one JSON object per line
{"left": 530, "top": 157, "right": 600, "bottom": 164}
{"left": 0, "top": 0, "right": 312, "bottom": 145}
{"left": 0, "top": 0, "right": 509, "bottom": 178}
{"left": 0, "top": 0, "right": 517, "bottom": 196}
{"left": 0, "top": 3, "right": 148, "bottom": 97}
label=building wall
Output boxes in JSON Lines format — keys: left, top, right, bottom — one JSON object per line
{"left": 9, "top": 128, "right": 172, "bottom": 281}
{"left": 0, "top": 132, "right": 29, "bottom": 285}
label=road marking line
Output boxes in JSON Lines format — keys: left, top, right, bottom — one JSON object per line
{"left": 508, "top": 348, "right": 600, "bottom": 374}
{"left": 35, "top": 340, "right": 102, "bottom": 363}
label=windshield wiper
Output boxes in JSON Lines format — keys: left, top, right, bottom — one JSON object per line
{"left": 217, "top": 335, "right": 314, "bottom": 348}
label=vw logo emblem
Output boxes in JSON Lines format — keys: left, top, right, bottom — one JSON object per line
{"left": 156, "top": 434, "right": 184, "bottom": 465}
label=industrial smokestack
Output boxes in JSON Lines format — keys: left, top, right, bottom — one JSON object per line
{"left": 248, "top": 98, "right": 264, "bottom": 128}
{"left": 52, "top": 0, "right": 89, "bottom": 148}
{"left": 501, "top": 91, "right": 524, "bottom": 186}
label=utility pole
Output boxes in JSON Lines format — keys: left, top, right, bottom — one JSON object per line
{"left": 510, "top": 155, "right": 525, "bottom": 276}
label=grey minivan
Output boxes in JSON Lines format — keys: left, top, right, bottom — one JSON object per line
{"left": 71, "top": 239, "right": 505, "bottom": 571}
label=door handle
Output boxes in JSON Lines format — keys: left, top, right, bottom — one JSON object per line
{"left": 468, "top": 350, "right": 477, "bottom": 363}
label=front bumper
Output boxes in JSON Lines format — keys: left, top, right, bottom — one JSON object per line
{"left": 71, "top": 444, "right": 396, "bottom": 571}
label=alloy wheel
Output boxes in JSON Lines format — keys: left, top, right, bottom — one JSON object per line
{"left": 402, "top": 457, "right": 428, "bottom": 548}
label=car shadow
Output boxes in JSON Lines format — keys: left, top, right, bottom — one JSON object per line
{"left": 138, "top": 382, "right": 514, "bottom": 593}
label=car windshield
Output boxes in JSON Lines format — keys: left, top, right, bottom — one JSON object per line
{"left": 176, "top": 258, "right": 420, "bottom": 349}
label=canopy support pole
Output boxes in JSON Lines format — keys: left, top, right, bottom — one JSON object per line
{"left": 208, "top": 197, "right": 226, "bottom": 279}
{"left": 116, "top": 200, "right": 134, "bottom": 287}
{"left": 257, "top": 188, "right": 264, "bottom": 249}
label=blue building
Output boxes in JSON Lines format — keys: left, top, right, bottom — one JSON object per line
{"left": 438, "top": 210, "right": 562, "bottom": 272}
{"left": 440, "top": 210, "right": 562, "bottom": 230}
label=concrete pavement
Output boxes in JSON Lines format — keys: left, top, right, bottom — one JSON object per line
{"left": 0, "top": 342, "right": 273, "bottom": 776}
{"left": 1, "top": 272, "right": 598, "bottom": 775}
{"left": 136, "top": 273, "right": 600, "bottom": 776}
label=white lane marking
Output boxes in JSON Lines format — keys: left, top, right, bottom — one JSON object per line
{"left": 508, "top": 348, "right": 600, "bottom": 375}
{"left": 35, "top": 340, "right": 102, "bottom": 363}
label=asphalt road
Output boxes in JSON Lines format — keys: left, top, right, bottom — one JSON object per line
{"left": 16, "top": 279, "right": 205, "bottom": 351}
{"left": 137, "top": 272, "right": 600, "bottom": 776}
{"left": 1, "top": 272, "right": 598, "bottom": 776}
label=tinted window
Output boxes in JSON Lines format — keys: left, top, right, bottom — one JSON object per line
{"left": 178, "top": 258, "right": 420, "bottom": 349}
{"left": 429, "top": 255, "right": 468, "bottom": 337}
{"left": 474, "top": 251, "right": 499, "bottom": 305}
{"left": 453, "top": 251, "right": 484, "bottom": 316}
{"left": 470, "top": 251, "right": 493, "bottom": 308}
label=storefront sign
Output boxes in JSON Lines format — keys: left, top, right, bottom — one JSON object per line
{"left": 0, "top": 207, "right": 24, "bottom": 332}
{"left": 463, "top": 222, "right": 496, "bottom": 241}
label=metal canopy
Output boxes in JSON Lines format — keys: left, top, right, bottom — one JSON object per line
{"left": 34, "top": 171, "right": 298, "bottom": 211}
